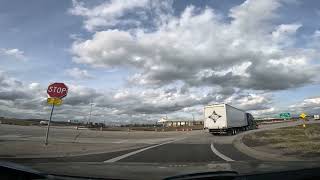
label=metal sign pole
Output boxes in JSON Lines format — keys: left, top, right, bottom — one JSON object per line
{"left": 45, "top": 103, "right": 55, "bottom": 145}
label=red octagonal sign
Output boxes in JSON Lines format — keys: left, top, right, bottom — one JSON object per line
{"left": 47, "top": 83, "right": 68, "bottom": 99}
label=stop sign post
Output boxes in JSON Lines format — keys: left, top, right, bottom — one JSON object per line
{"left": 45, "top": 83, "right": 68, "bottom": 145}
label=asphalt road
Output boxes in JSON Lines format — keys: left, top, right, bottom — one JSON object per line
{"left": 5, "top": 130, "right": 256, "bottom": 164}
{"left": 3, "top": 121, "right": 320, "bottom": 179}
{"left": 2, "top": 120, "right": 318, "bottom": 164}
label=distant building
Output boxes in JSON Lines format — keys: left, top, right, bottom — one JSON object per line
{"left": 158, "top": 117, "right": 203, "bottom": 127}
{"left": 68, "top": 120, "right": 80, "bottom": 124}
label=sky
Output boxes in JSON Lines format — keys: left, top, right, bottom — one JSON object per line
{"left": 1, "top": 0, "right": 320, "bottom": 124}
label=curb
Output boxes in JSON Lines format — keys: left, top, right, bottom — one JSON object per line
{"left": 233, "top": 132, "right": 300, "bottom": 161}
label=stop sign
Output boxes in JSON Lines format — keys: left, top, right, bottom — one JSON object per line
{"left": 47, "top": 83, "right": 68, "bottom": 99}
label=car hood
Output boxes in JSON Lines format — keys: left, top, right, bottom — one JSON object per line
{"left": 16, "top": 161, "right": 320, "bottom": 180}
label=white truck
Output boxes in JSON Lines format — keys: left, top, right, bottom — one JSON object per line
{"left": 204, "top": 104, "right": 255, "bottom": 135}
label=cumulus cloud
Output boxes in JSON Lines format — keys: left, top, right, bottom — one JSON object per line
{"left": 0, "top": 71, "right": 48, "bottom": 115}
{"left": 100, "top": 88, "right": 219, "bottom": 115}
{"left": 63, "top": 84, "right": 101, "bottom": 106}
{"left": 65, "top": 67, "right": 93, "bottom": 79}
{"left": 0, "top": 90, "right": 32, "bottom": 101}
{"left": 0, "top": 70, "right": 222, "bottom": 122}
{"left": 289, "top": 97, "right": 320, "bottom": 114}
{"left": 2, "top": 0, "right": 320, "bottom": 122}
{"left": 65, "top": 0, "right": 320, "bottom": 119}
{"left": 71, "top": 0, "right": 317, "bottom": 92}
{"left": 69, "top": 0, "right": 173, "bottom": 31}
{"left": 0, "top": 48, "right": 27, "bottom": 61}
{"left": 272, "top": 23, "right": 302, "bottom": 46}
{"left": 0, "top": 68, "right": 309, "bottom": 122}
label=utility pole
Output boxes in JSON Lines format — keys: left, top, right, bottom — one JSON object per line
{"left": 88, "top": 102, "right": 93, "bottom": 124}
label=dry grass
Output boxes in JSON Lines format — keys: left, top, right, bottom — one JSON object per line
{"left": 243, "top": 124, "right": 320, "bottom": 158}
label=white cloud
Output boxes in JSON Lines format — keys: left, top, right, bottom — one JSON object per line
{"left": 65, "top": 67, "right": 93, "bottom": 79}
{"left": 0, "top": 71, "right": 220, "bottom": 122}
{"left": 251, "top": 107, "right": 277, "bottom": 117}
{"left": 272, "top": 23, "right": 302, "bottom": 46}
{"left": 2, "top": 0, "right": 320, "bottom": 122}
{"left": 286, "top": 96, "right": 320, "bottom": 116}
{"left": 71, "top": 0, "right": 315, "bottom": 91}
{"left": 68, "top": 0, "right": 320, "bottom": 118}
{"left": 290, "top": 97, "right": 320, "bottom": 109}
{"left": 229, "top": 0, "right": 281, "bottom": 33}
{"left": 29, "top": 82, "right": 40, "bottom": 90}
{"left": 69, "top": 0, "right": 172, "bottom": 31}
{"left": 0, "top": 48, "right": 27, "bottom": 61}
{"left": 0, "top": 71, "right": 46, "bottom": 114}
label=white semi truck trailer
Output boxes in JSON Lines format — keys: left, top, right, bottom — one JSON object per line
{"left": 204, "top": 104, "right": 255, "bottom": 135}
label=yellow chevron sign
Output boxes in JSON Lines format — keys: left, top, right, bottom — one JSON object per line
{"left": 300, "top": 113, "right": 307, "bottom": 119}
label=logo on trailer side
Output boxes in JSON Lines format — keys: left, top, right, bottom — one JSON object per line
{"left": 208, "top": 111, "right": 222, "bottom": 123}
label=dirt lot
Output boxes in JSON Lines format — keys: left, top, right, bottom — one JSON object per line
{"left": 96, "top": 125, "right": 204, "bottom": 132}
{"left": 243, "top": 123, "right": 320, "bottom": 160}
{"left": 0, "top": 124, "right": 193, "bottom": 158}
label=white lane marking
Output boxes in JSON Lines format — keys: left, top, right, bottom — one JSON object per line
{"left": 113, "top": 140, "right": 128, "bottom": 143}
{"left": 210, "top": 143, "right": 234, "bottom": 162}
{"left": 104, "top": 138, "right": 184, "bottom": 163}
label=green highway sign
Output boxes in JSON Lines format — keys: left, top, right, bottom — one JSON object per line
{"left": 280, "top": 113, "right": 291, "bottom": 119}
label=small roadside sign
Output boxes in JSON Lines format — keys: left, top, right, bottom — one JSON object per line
{"left": 300, "top": 113, "right": 307, "bottom": 128}
{"left": 47, "top": 97, "right": 63, "bottom": 106}
{"left": 300, "top": 113, "right": 307, "bottom": 119}
{"left": 280, "top": 113, "right": 291, "bottom": 119}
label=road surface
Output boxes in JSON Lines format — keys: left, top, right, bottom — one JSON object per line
{"left": 1, "top": 120, "right": 318, "bottom": 164}
{"left": 1, "top": 129, "right": 254, "bottom": 164}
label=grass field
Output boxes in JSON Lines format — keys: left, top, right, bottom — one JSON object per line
{"left": 243, "top": 123, "right": 320, "bottom": 158}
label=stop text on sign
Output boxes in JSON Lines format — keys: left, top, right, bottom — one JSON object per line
{"left": 47, "top": 86, "right": 67, "bottom": 94}
{"left": 47, "top": 83, "right": 68, "bottom": 99}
